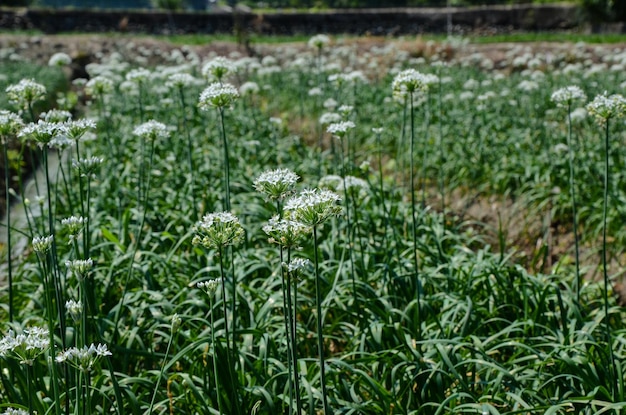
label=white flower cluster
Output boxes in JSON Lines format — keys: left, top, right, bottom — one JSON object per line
{"left": 48, "top": 52, "right": 72, "bottom": 67}
{"left": 165, "top": 72, "right": 197, "bottom": 89}
{"left": 61, "top": 119, "right": 97, "bottom": 141}
{"left": 18, "top": 120, "right": 61, "bottom": 148}
{"left": 551, "top": 85, "right": 587, "bottom": 107}
{"left": 198, "top": 83, "right": 239, "bottom": 110}
{"left": 192, "top": 212, "right": 245, "bottom": 250}
{"left": 319, "top": 112, "right": 341, "bottom": 126}
{"left": 586, "top": 92, "right": 626, "bottom": 126}
{"left": 125, "top": 68, "right": 152, "bottom": 84}
{"left": 0, "top": 326, "right": 50, "bottom": 365}
{"left": 392, "top": 69, "right": 429, "bottom": 97}
{"left": 41, "top": 109, "right": 72, "bottom": 123}
{"left": 202, "top": 56, "right": 236, "bottom": 81}
{"left": 286, "top": 257, "right": 311, "bottom": 273}
{"left": 263, "top": 215, "right": 310, "bottom": 248}
{"left": 72, "top": 156, "right": 103, "bottom": 177}
{"left": 65, "top": 258, "right": 94, "bottom": 279}
{"left": 1, "top": 407, "right": 30, "bottom": 415}
{"left": 0, "top": 110, "right": 23, "bottom": 138}
{"left": 326, "top": 120, "right": 355, "bottom": 138}
{"left": 32, "top": 235, "right": 54, "bottom": 253}
{"left": 284, "top": 188, "right": 342, "bottom": 227}
{"left": 62, "top": 215, "right": 87, "bottom": 235}
{"left": 56, "top": 343, "right": 112, "bottom": 372}
{"left": 197, "top": 278, "right": 222, "bottom": 296}
{"left": 6, "top": 78, "right": 46, "bottom": 108}
{"left": 132, "top": 119, "right": 170, "bottom": 141}
{"left": 308, "top": 34, "right": 330, "bottom": 50}
{"left": 85, "top": 76, "right": 114, "bottom": 97}
{"left": 254, "top": 168, "right": 300, "bottom": 201}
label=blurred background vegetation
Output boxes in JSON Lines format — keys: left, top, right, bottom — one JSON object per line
{"left": 1, "top": 0, "right": 624, "bottom": 25}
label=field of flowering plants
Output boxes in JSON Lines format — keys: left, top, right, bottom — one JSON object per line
{"left": 0, "top": 34, "right": 625, "bottom": 414}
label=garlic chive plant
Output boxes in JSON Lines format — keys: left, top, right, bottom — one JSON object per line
{"left": 192, "top": 211, "right": 245, "bottom": 413}
{"left": 284, "top": 188, "right": 342, "bottom": 415}
{"left": 586, "top": 91, "right": 626, "bottom": 399}
{"left": 391, "top": 69, "right": 428, "bottom": 340}
{"left": 551, "top": 85, "right": 586, "bottom": 304}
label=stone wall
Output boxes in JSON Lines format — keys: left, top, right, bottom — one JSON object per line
{"left": 0, "top": 4, "right": 587, "bottom": 36}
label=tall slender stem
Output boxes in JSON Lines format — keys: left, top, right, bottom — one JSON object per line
{"left": 219, "top": 108, "right": 231, "bottom": 212}
{"left": 601, "top": 119, "right": 616, "bottom": 397}
{"left": 179, "top": 87, "right": 198, "bottom": 222}
{"left": 565, "top": 103, "right": 581, "bottom": 304}
{"left": 409, "top": 92, "right": 421, "bottom": 341}
{"left": 3, "top": 140, "right": 14, "bottom": 322}
{"left": 313, "top": 226, "right": 330, "bottom": 414}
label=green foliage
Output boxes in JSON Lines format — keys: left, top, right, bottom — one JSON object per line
{"left": 0, "top": 35, "right": 625, "bottom": 415}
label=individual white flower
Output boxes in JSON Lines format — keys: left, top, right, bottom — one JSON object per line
{"left": 6, "top": 78, "right": 46, "bottom": 109}
{"left": 254, "top": 168, "right": 300, "bottom": 201}
{"left": 132, "top": 120, "right": 170, "bottom": 141}
{"left": 551, "top": 86, "right": 587, "bottom": 107}
{"left": 198, "top": 83, "right": 239, "bottom": 110}
{"left": 192, "top": 212, "right": 245, "bottom": 250}
{"left": 201, "top": 56, "right": 236, "bottom": 81}
{"left": 48, "top": 52, "right": 72, "bottom": 67}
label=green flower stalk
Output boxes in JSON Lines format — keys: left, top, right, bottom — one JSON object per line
{"left": 392, "top": 69, "right": 429, "bottom": 341}
{"left": 551, "top": 85, "right": 586, "bottom": 304}
{"left": 167, "top": 72, "right": 200, "bottom": 221}
{"left": 0, "top": 110, "right": 24, "bottom": 323}
{"left": 148, "top": 314, "right": 181, "bottom": 415}
{"left": 197, "top": 279, "right": 226, "bottom": 414}
{"left": 284, "top": 188, "right": 341, "bottom": 415}
{"left": 125, "top": 68, "right": 152, "bottom": 122}
{"left": 199, "top": 82, "right": 239, "bottom": 212}
{"left": 586, "top": 91, "right": 626, "bottom": 399}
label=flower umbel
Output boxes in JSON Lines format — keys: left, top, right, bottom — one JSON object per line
{"left": 6, "top": 78, "right": 46, "bottom": 110}
{"left": 284, "top": 188, "right": 342, "bottom": 227}
{"left": 586, "top": 92, "right": 626, "bottom": 126}
{"left": 0, "top": 326, "right": 50, "bottom": 365}
{"left": 56, "top": 343, "right": 112, "bottom": 372}
{"left": 254, "top": 168, "right": 300, "bottom": 201}
{"left": 198, "top": 83, "right": 239, "bottom": 110}
{"left": 133, "top": 120, "right": 170, "bottom": 141}
{"left": 192, "top": 212, "right": 245, "bottom": 250}
{"left": 197, "top": 278, "right": 222, "bottom": 296}
{"left": 263, "top": 215, "right": 311, "bottom": 248}
{"left": 551, "top": 86, "right": 587, "bottom": 107}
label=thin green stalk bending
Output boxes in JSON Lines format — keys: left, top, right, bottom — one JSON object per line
{"left": 147, "top": 318, "right": 178, "bottom": 415}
